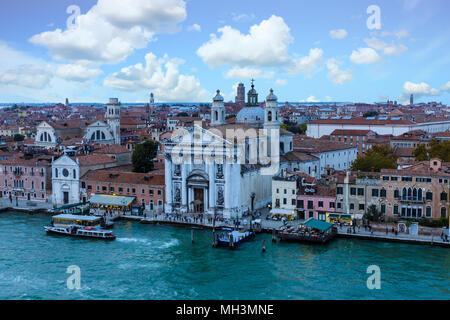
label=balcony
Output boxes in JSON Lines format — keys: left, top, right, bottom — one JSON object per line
{"left": 399, "top": 197, "right": 425, "bottom": 203}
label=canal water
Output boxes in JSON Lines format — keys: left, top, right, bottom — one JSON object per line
{"left": 0, "top": 211, "right": 449, "bottom": 300}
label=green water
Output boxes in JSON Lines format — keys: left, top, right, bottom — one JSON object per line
{"left": 0, "top": 211, "right": 449, "bottom": 300}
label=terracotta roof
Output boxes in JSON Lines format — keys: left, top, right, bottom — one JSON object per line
{"left": 294, "top": 135, "right": 355, "bottom": 153}
{"left": 281, "top": 151, "right": 318, "bottom": 163}
{"left": 75, "top": 154, "right": 116, "bottom": 166}
{"left": 330, "top": 129, "right": 374, "bottom": 136}
{"left": 394, "top": 147, "right": 415, "bottom": 157}
{"left": 81, "top": 170, "right": 164, "bottom": 186}
{"left": 92, "top": 144, "right": 130, "bottom": 154}
{"left": 0, "top": 153, "right": 52, "bottom": 166}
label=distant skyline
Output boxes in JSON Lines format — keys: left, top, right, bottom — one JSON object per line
{"left": 0, "top": 0, "right": 449, "bottom": 104}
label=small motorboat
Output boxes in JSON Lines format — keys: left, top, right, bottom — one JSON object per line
{"left": 44, "top": 225, "right": 116, "bottom": 240}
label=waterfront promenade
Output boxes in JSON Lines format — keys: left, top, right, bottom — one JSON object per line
{"left": 128, "top": 212, "right": 450, "bottom": 248}
{"left": 1, "top": 202, "right": 448, "bottom": 247}
{"left": 0, "top": 198, "right": 53, "bottom": 213}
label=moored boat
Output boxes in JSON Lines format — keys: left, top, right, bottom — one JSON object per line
{"left": 215, "top": 228, "right": 255, "bottom": 249}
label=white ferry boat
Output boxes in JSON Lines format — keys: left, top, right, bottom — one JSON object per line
{"left": 44, "top": 214, "right": 116, "bottom": 240}
{"left": 44, "top": 225, "right": 116, "bottom": 240}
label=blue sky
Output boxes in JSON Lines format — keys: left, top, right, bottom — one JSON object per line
{"left": 0, "top": 0, "right": 449, "bottom": 104}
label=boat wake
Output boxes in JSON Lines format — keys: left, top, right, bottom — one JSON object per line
{"left": 116, "top": 237, "right": 179, "bottom": 249}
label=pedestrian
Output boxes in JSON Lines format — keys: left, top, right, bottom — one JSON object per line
{"left": 386, "top": 227, "right": 388, "bottom": 235}
{"left": 441, "top": 232, "right": 445, "bottom": 242}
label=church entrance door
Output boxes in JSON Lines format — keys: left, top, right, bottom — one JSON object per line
{"left": 63, "top": 192, "right": 69, "bottom": 205}
{"left": 194, "top": 188, "right": 204, "bottom": 213}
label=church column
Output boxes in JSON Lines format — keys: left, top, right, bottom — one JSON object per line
{"left": 164, "top": 156, "right": 173, "bottom": 214}
{"left": 181, "top": 163, "right": 188, "bottom": 213}
{"left": 224, "top": 162, "right": 232, "bottom": 218}
{"left": 208, "top": 163, "right": 215, "bottom": 215}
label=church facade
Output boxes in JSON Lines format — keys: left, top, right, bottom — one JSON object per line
{"left": 163, "top": 84, "right": 291, "bottom": 219}
{"left": 35, "top": 98, "right": 122, "bottom": 148}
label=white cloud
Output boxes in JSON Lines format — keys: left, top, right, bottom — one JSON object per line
{"left": 380, "top": 29, "right": 409, "bottom": 39}
{"left": 55, "top": 64, "right": 102, "bottom": 82}
{"left": 197, "top": 15, "right": 293, "bottom": 68}
{"left": 0, "top": 65, "right": 52, "bottom": 89}
{"left": 350, "top": 47, "right": 381, "bottom": 64}
{"left": 329, "top": 29, "right": 348, "bottom": 39}
{"left": 364, "top": 37, "right": 388, "bottom": 50}
{"left": 442, "top": 81, "right": 450, "bottom": 92}
{"left": 187, "top": 24, "right": 201, "bottom": 32}
{"left": 276, "top": 79, "right": 288, "bottom": 86}
{"left": 326, "top": 58, "right": 353, "bottom": 85}
{"left": 399, "top": 81, "right": 441, "bottom": 102}
{"left": 225, "top": 67, "right": 274, "bottom": 79}
{"left": 403, "top": 81, "right": 440, "bottom": 96}
{"left": 306, "top": 96, "right": 319, "bottom": 103}
{"left": 288, "top": 48, "right": 323, "bottom": 76}
{"left": 231, "top": 13, "right": 256, "bottom": 22}
{"left": 383, "top": 44, "right": 408, "bottom": 56}
{"left": 325, "top": 96, "right": 332, "bottom": 102}
{"left": 103, "top": 52, "right": 209, "bottom": 102}
{"left": 29, "top": 0, "right": 187, "bottom": 64}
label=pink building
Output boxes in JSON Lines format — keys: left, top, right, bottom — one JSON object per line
{"left": 296, "top": 186, "right": 336, "bottom": 221}
{"left": 0, "top": 153, "right": 52, "bottom": 202}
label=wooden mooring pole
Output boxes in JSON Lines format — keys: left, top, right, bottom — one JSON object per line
{"left": 262, "top": 239, "right": 266, "bottom": 253}
{"left": 191, "top": 229, "right": 194, "bottom": 244}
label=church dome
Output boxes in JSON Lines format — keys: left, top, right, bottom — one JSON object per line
{"left": 237, "top": 106, "right": 265, "bottom": 124}
{"left": 213, "top": 90, "right": 224, "bottom": 102}
{"left": 266, "top": 89, "right": 277, "bottom": 101}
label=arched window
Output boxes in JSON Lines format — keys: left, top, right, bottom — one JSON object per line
{"left": 40, "top": 133, "right": 44, "bottom": 142}
{"left": 413, "top": 188, "right": 417, "bottom": 200}
{"left": 55, "top": 168, "right": 58, "bottom": 178}
{"left": 441, "top": 207, "right": 447, "bottom": 218}
{"left": 418, "top": 189, "right": 423, "bottom": 201}
{"left": 215, "top": 111, "right": 218, "bottom": 121}
{"left": 394, "top": 189, "right": 400, "bottom": 198}
{"left": 268, "top": 111, "right": 272, "bottom": 122}
{"left": 101, "top": 132, "right": 106, "bottom": 140}
{"left": 91, "top": 133, "right": 96, "bottom": 141}
{"left": 73, "top": 169, "right": 76, "bottom": 179}
{"left": 402, "top": 188, "right": 407, "bottom": 199}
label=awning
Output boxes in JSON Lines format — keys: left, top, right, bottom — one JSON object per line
{"left": 88, "top": 194, "right": 135, "bottom": 207}
{"left": 303, "top": 218, "right": 334, "bottom": 232}
{"left": 270, "top": 208, "right": 295, "bottom": 216}
{"left": 329, "top": 213, "right": 352, "bottom": 220}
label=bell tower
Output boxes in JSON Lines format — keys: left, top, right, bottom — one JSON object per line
{"left": 106, "top": 98, "right": 121, "bottom": 145}
{"left": 264, "top": 89, "right": 280, "bottom": 156}
{"left": 211, "top": 90, "right": 225, "bottom": 126}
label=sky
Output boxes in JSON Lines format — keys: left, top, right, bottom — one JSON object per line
{"left": 0, "top": 0, "right": 449, "bottom": 104}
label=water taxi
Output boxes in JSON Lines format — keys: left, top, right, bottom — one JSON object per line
{"left": 44, "top": 225, "right": 116, "bottom": 240}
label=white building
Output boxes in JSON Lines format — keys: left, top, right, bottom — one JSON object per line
{"left": 52, "top": 155, "right": 80, "bottom": 206}
{"left": 307, "top": 116, "right": 450, "bottom": 139}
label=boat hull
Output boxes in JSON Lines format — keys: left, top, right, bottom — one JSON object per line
{"left": 44, "top": 227, "right": 116, "bottom": 241}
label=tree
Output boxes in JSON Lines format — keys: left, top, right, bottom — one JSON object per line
{"left": 413, "top": 140, "right": 450, "bottom": 162}
{"left": 413, "top": 144, "right": 428, "bottom": 161}
{"left": 299, "top": 123, "right": 307, "bottom": 134}
{"left": 364, "top": 204, "right": 383, "bottom": 222}
{"left": 363, "top": 111, "right": 379, "bottom": 118}
{"left": 351, "top": 145, "right": 397, "bottom": 172}
{"left": 132, "top": 140, "right": 158, "bottom": 173}
{"left": 13, "top": 134, "right": 25, "bottom": 142}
